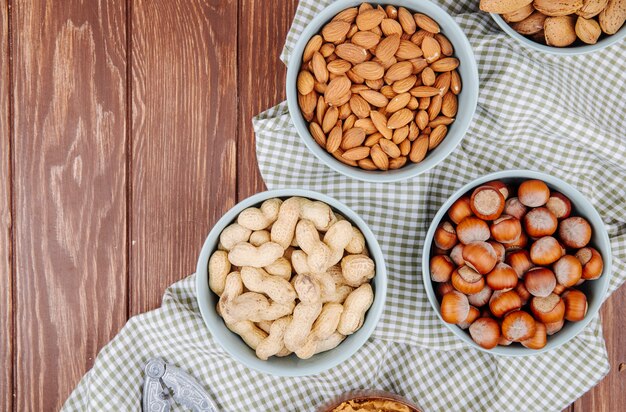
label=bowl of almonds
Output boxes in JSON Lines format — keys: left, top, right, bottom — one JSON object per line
{"left": 286, "top": 1, "right": 479, "bottom": 182}
{"left": 481, "top": 0, "right": 626, "bottom": 54}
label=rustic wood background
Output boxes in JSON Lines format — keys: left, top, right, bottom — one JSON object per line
{"left": 0, "top": 0, "right": 623, "bottom": 410}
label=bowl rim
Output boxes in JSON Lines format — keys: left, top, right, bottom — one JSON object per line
{"left": 490, "top": 12, "right": 626, "bottom": 56}
{"left": 285, "top": 0, "right": 480, "bottom": 183}
{"left": 195, "top": 188, "right": 388, "bottom": 375}
{"left": 421, "top": 169, "right": 612, "bottom": 356}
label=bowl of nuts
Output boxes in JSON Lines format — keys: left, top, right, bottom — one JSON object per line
{"left": 480, "top": 0, "right": 626, "bottom": 54}
{"left": 286, "top": 1, "right": 479, "bottom": 182}
{"left": 196, "top": 189, "right": 387, "bottom": 375}
{"left": 422, "top": 170, "right": 611, "bottom": 355}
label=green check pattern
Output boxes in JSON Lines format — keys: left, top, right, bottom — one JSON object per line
{"left": 63, "top": 1, "right": 626, "bottom": 411}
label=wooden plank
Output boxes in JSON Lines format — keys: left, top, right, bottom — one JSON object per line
{"left": 11, "top": 0, "right": 128, "bottom": 409}
{"left": 236, "top": 0, "right": 298, "bottom": 200}
{"left": 0, "top": 0, "right": 12, "bottom": 410}
{"left": 130, "top": 0, "right": 238, "bottom": 315}
{"left": 573, "top": 288, "right": 626, "bottom": 411}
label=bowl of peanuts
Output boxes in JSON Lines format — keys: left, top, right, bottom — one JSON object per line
{"left": 286, "top": 1, "right": 479, "bottom": 182}
{"left": 196, "top": 189, "right": 387, "bottom": 376}
{"left": 422, "top": 170, "right": 611, "bottom": 355}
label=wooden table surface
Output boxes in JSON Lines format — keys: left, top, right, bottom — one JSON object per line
{"left": 1, "top": 1, "right": 623, "bottom": 410}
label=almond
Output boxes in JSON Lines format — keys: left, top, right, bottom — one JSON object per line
{"left": 392, "top": 75, "right": 418, "bottom": 93}
{"left": 414, "top": 13, "right": 441, "bottom": 33}
{"left": 421, "top": 67, "right": 436, "bottom": 86}
{"left": 303, "top": 35, "right": 323, "bottom": 63}
{"left": 366, "top": 78, "right": 384, "bottom": 90}
{"left": 349, "top": 94, "right": 371, "bottom": 118}
{"left": 410, "top": 29, "right": 433, "bottom": 46}
{"left": 429, "top": 125, "right": 448, "bottom": 150}
{"left": 430, "top": 57, "right": 459, "bottom": 72}
{"left": 322, "top": 106, "right": 339, "bottom": 133}
{"left": 576, "top": 16, "right": 602, "bottom": 43}
{"left": 409, "top": 135, "right": 429, "bottom": 163}
{"left": 577, "top": 0, "right": 609, "bottom": 18}
{"left": 429, "top": 116, "right": 455, "bottom": 127}
{"left": 503, "top": 4, "right": 535, "bottom": 22}
{"left": 418, "top": 97, "right": 430, "bottom": 110}
{"left": 351, "top": 31, "right": 381, "bottom": 49}
{"left": 599, "top": 0, "right": 626, "bottom": 34}
{"left": 327, "top": 59, "right": 352, "bottom": 74}
{"left": 544, "top": 15, "right": 578, "bottom": 46}
{"left": 480, "top": 0, "right": 534, "bottom": 14}
{"left": 311, "top": 52, "right": 329, "bottom": 83}
{"left": 451, "top": 70, "right": 462, "bottom": 95}
{"left": 513, "top": 12, "right": 548, "bottom": 35}
{"left": 428, "top": 94, "right": 443, "bottom": 120}
{"left": 347, "top": 69, "right": 365, "bottom": 84}
{"left": 434, "top": 33, "right": 455, "bottom": 56}
{"left": 364, "top": 132, "right": 383, "bottom": 147}
{"left": 421, "top": 36, "right": 441, "bottom": 63}
{"left": 356, "top": 9, "right": 386, "bottom": 30}
{"left": 332, "top": 148, "right": 358, "bottom": 166}
{"left": 410, "top": 86, "right": 441, "bottom": 97}
{"left": 352, "top": 62, "right": 385, "bottom": 80}
{"left": 416, "top": 110, "right": 429, "bottom": 130}
{"left": 385, "top": 61, "right": 414, "bottom": 82}
{"left": 341, "top": 127, "right": 366, "bottom": 150}
{"left": 441, "top": 92, "right": 458, "bottom": 117}
{"left": 325, "top": 76, "right": 352, "bottom": 106}
{"left": 370, "top": 110, "right": 393, "bottom": 139}
{"left": 309, "top": 122, "right": 326, "bottom": 147}
{"left": 533, "top": 0, "right": 583, "bottom": 16}
{"left": 398, "top": 7, "right": 417, "bottom": 34}
{"left": 379, "top": 138, "right": 402, "bottom": 158}
{"left": 380, "top": 85, "right": 397, "bottom": 99}
{"left": 392, "top": 125, "right": 409, "bottom": 144}
{"left": 358, "top": 158, "right": 378, "bottom": 170}
{"left": 298, "top": 90, "right": 317, "bottom": 114}
{"left": 335, "top": 43, "right": 368, "bottom": 64}
{"left": 375, "top": 34, "right": 401, "bottom": 62}
{"left": 320, "top": 43, "right": 335, "bottom": 58}
{"left": 389, "top": 156, "right": 408, "bottom": 169}
{"left": 343, "top": 114, "right": 357, "bottom": 130}
{"left": 396, "top": 39, "right": 423, "bottom": 59}
{"left": 387, "top": 108, "right": 413, "bottom": 129}
{"left": 359, "top": 89, "right": 389, "bottom": 107}
{"left": 381, "top": 18, "right": 404, "bottom": 37}
{"left": 434, "top": 72, "right": 451, "bottom": 95}
{"left": 386, "top": 92, "right": 412, "bottom": 113}
{"left": 322, "top": 21, "right": 351, "bottom": 43}
{"left": 370, "top": 144, "right": 389, "bottom": 170}
{"left": 326, "top": 124, "right": 343, "bottom": 153}
{"left": 354, "top": 118, "right": 377, "bottom": 134}
{"left": 297, "top": 70, "right": 315, "bottom": 95}
{"left": 342, "top": 146, "right": 370, "bottom": 161}
{"left": 399, "top": 135, "right": 411, "bottom": 153}
{"left": 316, "top": 96, "right": 326, "bottom": 124}
{"left": 332, "top": 7, "right": 358, "bottom": 23}
{"left": 409, "top": 57, "right": 428, "bottom": 74}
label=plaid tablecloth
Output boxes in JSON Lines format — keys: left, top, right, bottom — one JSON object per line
{"left": 63, "top": 1, "right": 626, "bottom": 411}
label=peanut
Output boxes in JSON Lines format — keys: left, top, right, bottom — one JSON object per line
{"left": 337, "top": 284, "right": 375, "bottom": 335}
{"left": 226, "top": 321, "right": 268, "bottom": 350}
{"left": 256, "top": 315, "right": 292, "bottom": 360}
{"left": 228, "top": 242, "right": 284, "bottom": 267}
{"left": 271, "top": 197, "right": 302, "bottom": 249}
{"left": 293, "top": 274, "right": 322, "bottom": 304}
{"left": 296, "top": 219, "right": 332, "bottom": 273}
{"left": 324, "top": 220, "right": 354, "bottom": 266}
{"left": 225, "top": 292, "right": 295, "bottom": 322}
{"left": 241, "top": 267, "right": 296, "bottom": 304}
{"left": 341, "top": 254, "right": 376, "bottom": 286}
{"left": 299, "top": 199, "right": 338, "bottom": 231}
{"left": 208, "top": 250, "right": 231, "bottom": 295}
{"left": 345, "top": 226, "right": 366, "bottom": 254}
{"left": 219, "top": 223, "right": 251, "bottom": 251}
{"left": 249, "top": 230, "right": 271, "bottom": 246}
{"left": 263, "top": 257, "right": 292, "bottom": 280}
{"left": 284, "top": 302, "right": 323, "bottom": 352}
{"left": 237, "top": 198, "right": 282, "bottom": 230}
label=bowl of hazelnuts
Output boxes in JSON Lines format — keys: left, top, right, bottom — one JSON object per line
{"left": 422, "top": 169, "right": 611, "bottom": 355}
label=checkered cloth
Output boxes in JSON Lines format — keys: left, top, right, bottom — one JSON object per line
{"left": 63, "top": 1, "right": 626, "bottom": 411}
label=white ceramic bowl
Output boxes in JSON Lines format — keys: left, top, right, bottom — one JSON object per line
{"left": 490, "top": 13, "right": 626, "bottom": 55}
{"left": 286, "top": 0, "right": 479, "bottom": 182}
{"left": 422, "top": 170, "right": 612, "bottom": 356}
{"left": 196, "top": 189, "right": 387, "bottom": 375}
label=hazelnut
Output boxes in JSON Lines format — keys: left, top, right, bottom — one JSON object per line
{"left": 530, "top": 236, "right": 563, "bottom": 265}
{"left": 435, "top": 281, "right": 454, "bottom": 299}
{"left": 450, "top": 243, "right": 465, "bottom": 266}
{"left": 502, "top": 311, "right": 536, "bottom": 342}
{"left": 448, "top": 196, "right": 473, "bottom": 224}
{"left": 452, "top": 265, "right": 485, "bottom": 295}
{"left": 546, "top": 192, "right": 571, "bottom": 219}
{"left": 489, "top": 290, "right": 522, "bottom": 318}
{"left": 441, "top": 291, "right": 470, "bottom": 324}
{"left": 515, "top": 281, "right": 531, "bottom": 305}
{"left": 524, "top": 267, "right": 557, "bottom": 297}
{"left": 430, "top": 255, "right": 455, "bottom": 282}
{"left": 505, "top": 249, "right": 534, "bottom": 278}
{"left": 523, "top": 207, "right": 558, "bottom": 238}
{"left": 434, "top": 221, "right": 458, "bottom": 250}
{"left": 486, "top": 262, "right": 518, "bottom": 290}
{"left": 553, "top": 255, "right": 582, "bottom": 287}
{"left": 558, "top": 217, "right": 592, "bottom": 249}
{"left": 504, "top": 197, "right": 528, "bottom": 220}
{"left": 518, "top": 179, "right": 550, "bottom": 207}
{"left": 470, "top": 185, "right": 505, "bottom": 220}
{"left": 469, "top": 317, "right": 501, "bottom": 349}
{"left": 488, "top": 240, "right": 506, "bottom": 262}
{"left": 545, "top": 318, "right": 565, "bottom": 335}
{"left": 491, "top": 215, "right": 522, "bottom": 244}
{"left": 458, "top": 306, "right": 481, "bottom": 329}
{"left": 521, "top": 321, "right": 547, "bottom": 350}
{"left": 485, "top": 180, "right": 510, "bottom": 199}
{"left": 456, "top": 216, "right": 490, "bottom": 244}
{"left": 562, "top": 290, "right": 588, "bottom": 322}
{"left": 530, "top": 293, "right": 565, "bottom": 323}
{"left": 462, "top": 241, "right": 498, "bottom": 274}
{"left": 504, "top": 230, "right": 529, "bottom": 252}
{"left": 467, "top": 284, "right": 493, "bottom": 307}
{"left": 576, "top": 247, "right": 603, "bottom": 280}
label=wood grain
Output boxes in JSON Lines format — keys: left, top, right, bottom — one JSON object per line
{"left": 129, "top": 0, "right": 238, "bottom": 315}
{"left": 236, "top": 0, "right": 298, "bottom": 200}
{"left": 0, "top": 0, "right": 13, "bottom": 410}
{"left": 11, "top": 0, "right": 128, "bottom": 409}
{"left": 573, "top": 288, "right": 626, "bottom": 411}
